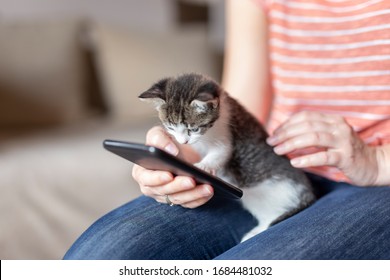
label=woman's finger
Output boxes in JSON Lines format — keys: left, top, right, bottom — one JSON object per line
{"left": 132, "top": 164, "right": 173, "bottom": 187}
{"left": 167, "top": 184, "right": 213, "bottom": 207}
{"left": 151, "top": 176, "right": 196, "bottom": 196}
{"left": 181, "top": 195, "right": 214, "bottom": 209}
{"left": 273, "top": 131, "right": 336, "bottom": 155}
{"left": 290, "top": 151, "right": 341, "bottom": 168}
{"left": 146, "top": 126, "right": 179, "bottom": 156}
{"left": 273, "top": 111, "right": 344, "bottom": 135}
{"left": 267, "top": 120, "right": 333, "bottom": 146}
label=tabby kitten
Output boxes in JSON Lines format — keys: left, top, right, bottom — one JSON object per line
{"left": 139, "top": 73, "right": 315, "bottom": 241}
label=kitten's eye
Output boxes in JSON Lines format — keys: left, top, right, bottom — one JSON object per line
{"left": 190, "top": 128, "right": 201, "bottom": 133}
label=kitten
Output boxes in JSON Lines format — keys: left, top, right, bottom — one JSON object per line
{"left": 139, "top": 73, "right": 315, "bottom": 241}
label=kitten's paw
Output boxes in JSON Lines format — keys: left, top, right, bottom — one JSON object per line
{"left": 241, "top": 225, "right": 268, "bottom": 242}
{"left": 194, "top": 162, "right": 216, "bottom": 175}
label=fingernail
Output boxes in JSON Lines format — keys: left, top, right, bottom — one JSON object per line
{"left": 291, "top": 158, "right": 305, "bottom": 167}
{"left": 182, "top": 178, "right": 194, "bottom": 189}
{"left": 151, "top": 133, "right": 178, "bottom": 155}
{"left": 202, "top": 185, "right": 212, "bottom": 196}
{"left": 266, "top": 136, "right": 277, "bottom": 145}
{"left": 274, "top": 145, "right": 286, "bottom": 154}
{"left": 165, "top": 143, "right": 178, "bottom": 155}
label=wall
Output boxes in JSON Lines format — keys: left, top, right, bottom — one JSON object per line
{"left": 0, "top": 0, "right": 176, "bottom": 32}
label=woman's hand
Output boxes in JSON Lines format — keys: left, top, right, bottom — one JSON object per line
{"left": 267, "top": 111, "right": 380, "bottom": 186}
{"left": 132, "top": 126, "right": 214, "bottom": 208}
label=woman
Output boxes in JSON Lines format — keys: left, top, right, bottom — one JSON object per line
{"left": 65, "top": 0, "right": 390, "bottom": 259}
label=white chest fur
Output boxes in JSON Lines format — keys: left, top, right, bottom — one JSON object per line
{"left": 191, "top": 95, "right": 232, "bottom": 173}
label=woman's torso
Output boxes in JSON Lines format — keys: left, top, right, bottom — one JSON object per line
{"left": 264, "top": 0, "right": 390, "bottom": 181}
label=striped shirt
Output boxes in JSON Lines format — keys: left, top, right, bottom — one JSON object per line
{"left": 259, "top": 0, "right": 390, "bottom": 182}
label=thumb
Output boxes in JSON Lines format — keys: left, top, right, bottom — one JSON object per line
{"left": 146, "top": 126, "right": 179, "bottom": 156}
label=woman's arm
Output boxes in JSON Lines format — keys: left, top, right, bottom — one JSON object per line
{"left": 375, "top": 145, "right": 390, "bottom": 186}
{"left": 222, "top": 0, "right": 273, "bottom": 124}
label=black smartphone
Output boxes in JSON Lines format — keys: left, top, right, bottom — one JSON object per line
{"left": 103, "top": 139, "right": 243, "bottom": 199}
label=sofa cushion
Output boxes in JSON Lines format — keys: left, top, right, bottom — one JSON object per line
{"left": 0, "top": 20, "right": 89, "bottom": 130}
{"left": 0, "top": 118, "right": 147, "bottom": 259}
{"left": 90, "top": 23, "right": 219, "bottom": 122}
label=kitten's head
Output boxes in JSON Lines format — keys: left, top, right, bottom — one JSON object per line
{"left": 139, "top": 73, "right": 221, "bottom": 144}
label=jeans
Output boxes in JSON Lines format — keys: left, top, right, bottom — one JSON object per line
{"left": 64, "top": 174, "right": 390, "bottom": 259}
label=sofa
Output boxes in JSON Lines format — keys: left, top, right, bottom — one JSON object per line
{"left": 0, "top": 19, "right": 220, "bottom": 259}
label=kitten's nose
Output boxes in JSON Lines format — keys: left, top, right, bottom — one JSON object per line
{"left": 176, "top": 137, "right": 189, "bottom": 144}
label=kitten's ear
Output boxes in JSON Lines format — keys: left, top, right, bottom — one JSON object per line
{"left": 138, "top": 78, "right": 168, "bottom": 109}
{"left": 191, "top": 92, "right": 219, "bottom": 113}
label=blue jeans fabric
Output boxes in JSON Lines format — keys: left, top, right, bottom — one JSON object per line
{"left": 64, "top": 174, "right": 390, "bottom": 259}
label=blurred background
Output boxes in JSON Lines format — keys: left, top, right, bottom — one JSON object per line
{"left": 0, "top": 0, "right": 225, "bottom": 259}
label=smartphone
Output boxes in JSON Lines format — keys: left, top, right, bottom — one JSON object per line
{"left": 103, "top": 139, "right": 243, "bottom": 199}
